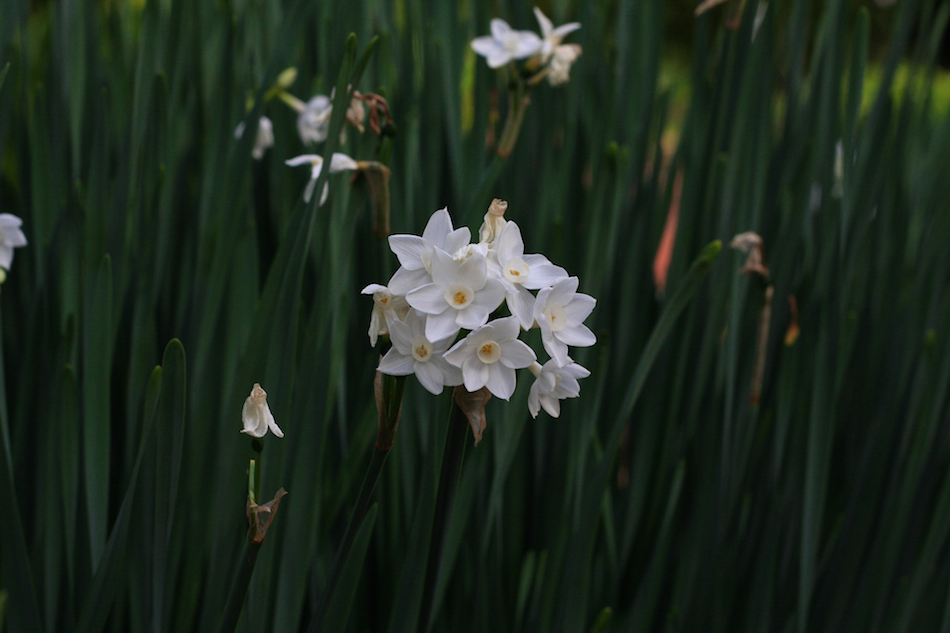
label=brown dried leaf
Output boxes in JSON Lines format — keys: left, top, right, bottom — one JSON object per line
{"left": 246, "top": 487, "right": 288, "bottom": 543}
{"left": 453, "top": 386, "right": 491, "bottom": 447}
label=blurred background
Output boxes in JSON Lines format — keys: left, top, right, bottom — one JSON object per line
{"left": 1, "top": 0, "right": 950, "bottom": 631}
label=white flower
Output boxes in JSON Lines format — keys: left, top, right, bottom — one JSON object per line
{"left": 471, "top": 19, "right": 543, "bottom": 69}
{"left": 377, "top": 309, "right": 463, "bottom": 395}
{"left": 533, "top": 7, "right": 581, "bottom": 62}
{"left": 234, "top": 116, "right": 275, "bottom": 160}
{"left": 494, "top": 221, "right": 568, "bottom": 329}
{"left": 241, "top": 383, "right": 284, "bottom": 438}
{"left": 361, "top": 283, "right": 410, "bottom": 347}
{"left": 297, "top": 94, "right": 333, "bottom": 144}
{"left": 406, "top": 247, "right": 506, "bottom": 342}
{"left": 0, "top": 214, "right": 28, "bottom": 271}
{"left": 527, "top": 359, "right": 590, "bottom": 418}
{"left": 546, "top": 44, "right": 582, "bottom": 86}
{"left": 444, "top": 316, "right": 536, "bottom": 400}
{"left": 387, "top": 208, "right": 471, "bottom": 295}
{"left": 285, "top": 152, "right": 359, "bottom": 204}
{"left": 532, "top": 276, "right": 596, "bottom": 367}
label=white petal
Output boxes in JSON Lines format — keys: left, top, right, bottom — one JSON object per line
{"left": 548, "top": 276, "right": 579, "bottom": 306}
{"left": 564, "top": 294, "right": 596, "bottom": 324}
{"left": 318, "top": 181, "right": 330, "bottom": 206}
{"left": 522, "top": 255, "right": 567, "bottom": 289}
{"left": 389, "top": 235, "right": 428, "bottom": 270}
{"left": 540, "top": 393, "right": 561, "bottom": 418}
{"left": 562, "top": 362, "right": 591, "bottom": 380}
{"left": 470, "top": 278, "right": 506, "bottom": 314}
{"left": 555, "top": 323, "right": 596, "bottom": 348}
{"left": 422, "top": 208, "right": 453, "bottom": 243}
{"left": 456, "top": 252, "right": 488, "bottom": 289}
{"left": 485, "top": 364, "right": 516, "bottom": 400}
{"left": 361, "top": 283, "right": 387, "bottom": 294}
{"left": 541, "top": 327, "right": 570, "bottom": 367}
{"left": 407, "top": 283, "right": 448, "bottom": 315}
{"left": 463, "top": 355, "right": 491, "bottom": 392}
{"left": 527, "top": 384, "right": 541, "bottom": 418}
{"left": 533, "top": 7, "right": 554, "bottom": 37}
{"left": 551, "top": 22, "right": 581, "bottom": 39}
{"left": 495, "top": 221, "right": 524, "bottom": 262}
{"left": 330, "top": 152, "right": 358, "bottom": 172}
{"left": 387, "top": 318, "right": 414, "bottom": 354}
{"left": 512, "top": 32, "right": 543, "bottom": 58}
{"left": 285, "top": 154, "right": 320, "bottom": 167}
{"left": 506, "top": 285, "right": 536, "bottom": 329}
{"left": 425, "top": 310, "right": 462, "bottom": 342}
{"left": 433, "top": 355, "right": 464, "bottom": 386}
{"left": 303, "top": 178, "right": 317, "bottom": 203}
{"left": 414, "top": 361, "right": 445, "bottom": 395}
{"left": 429, "top": 248, "right": 458, "bottom": 288}
{"left": 486, "top": 50, "right": 512, "bottom": 69}
{"left": 443, "top": 227, "right": 472, "bottom": 254}
{"left": 471, "top": 36, "right": 500, "bottom": 58}
{"left": 0, "top": 246, "right": 12, "bottom": 270}
{"left": 388, "top": 266, "right": 430, "bottom": 295}
{"left": 442, "top": 338, "right": 469, "bottom": 368}
{"left": 491, "top": 315, "right": 521, "bottom": 341}
{"left": 490, "top": 18, "right": 512, "bottom": 40}
{"left": 500, "top": 339, "right": 536, "bottom": 369}
{"left": 378, "top": 350, "right": 416, "bottom": 375}
{"left": 533, "top": 287, "right": 552, "bottom": 322}
{"left": 455, "top": 303, "right": 491, "bottom": 331}
{"left": 265, "top": 406, "right": 285, "bottom": 438}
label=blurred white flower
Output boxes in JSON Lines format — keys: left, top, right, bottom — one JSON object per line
{"left": 285, "top": 152, "right": 358, "bottom": 204}
{"left": 361, "top": 283, "right": 410, "bottom": 347}
{"left": 0, "top": 213, "right": 28, "bottom": 272}
{"left": 546, "top": 44, "right": 582, "bottom": 86}
{"left": 377, "top": 309, "right": 463, "bottom": 395}
{"left": 494, "top": 221, "right": 568, "bottom": 328}
{"left": 387, "top": 208, "right": 471, "bottom": 295}
{"left": 527, "top": 359, "right": 590, "bottom": 418}
{"left": 444, "top": 316, "right": 536, "bottom": 400}
{"left": 533, "top": 7, "right": 581, "bottom": 62}
{"left": 471, "top": 19, "right": 543, "bottom": 69}
{"left": 406, "top": 247, "right": 506, "bottom": 342}
{"left": 234, "top": 116, "right": 275, "bottom": 160}
{"left": 241, "top": 383, "right": 284, "bottom": 438}
{"left": 532, "top": 276, "right": 596, "bottom": 367}
{"left": 297, "top": 94, "right": 333, "bottom": 145}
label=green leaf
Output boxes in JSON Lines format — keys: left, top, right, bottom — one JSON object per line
{"left": 321, "top": 503, "right": 379, "bottom": 630}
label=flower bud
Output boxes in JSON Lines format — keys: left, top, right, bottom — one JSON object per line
{"left": 241, "top": 383, "right": 284, "bottom": 438}
{"left": 478, "top": 198, "right": 509, "bottom": 245}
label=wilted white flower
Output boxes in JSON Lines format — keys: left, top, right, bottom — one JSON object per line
{"left": 527, "top": 359, "right": 590, "bottom": 418}
{"left": 377, "top": 309, "right": 463, "bottom": 395}
{"left": 546, "top": 44, "right": 582, "bottom": 86}
{"left": 478, "top": 198, "right": 509, "bottom": 245}
{"left": 234, "top": 116, "right": 275, "bottom": 160}
{"left": 0, "top": 214, "right": 28, "bottom": 273}
{"left": 494, "top": 221, "right": 568, "bottom": 328}
{"left": 241, "top": 383, "right": 284, "bottom": 438}
{"left": 285, "top": 152, "right": 359, "bottom": 204}
{"left": 387, "top": 208, "right": 471, "bottom": 295}
{"left": 533, "top": 7, "right": 581, "bottom": 62}
{"left": 297, "top": 94, "right": 333, "bottom": 144}
{"left": 532, "top": 276, "right": 596, "bottom": 367}
{"left": 444, "top": 316, "right": 536, "bottom": 400}
{"left": 471, "top": 19, "right": 543, "bottom": 69}
{"left": 361, "top": 283, "right": 410, "bottom": 347}
{"left": 406, "top": 247, "right": 506, "bottom": 342}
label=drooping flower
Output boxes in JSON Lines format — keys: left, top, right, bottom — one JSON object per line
{"left": 377, "top": 309, "right": 464, "bottom": 395}
{"left": 387, "top": 208, "right": 471, "bottom": 296}
{"left": 285, "top": 152, "right": 359, "bottom": 204}
{"left": 494, "top": 221, "right": 568, "bottom": 328}
{"left": 0, "top": 213, "right": 28, "bottom": 273}
{"left": 297, "top": 94, "right": 333, "bottom": 145}
{"left": 527, "top": 359, "right": 590, "bottom": 418}
{"left": 406, "top": 248, "right": 506, "bottom": 342}
{"left": 471, "top": 18, "right": 544, "bottom": 69}
{"left": 234, "top": 116, "right": 275, "bottom": 160}
{"left": 532, "top": 276, "right": 596, "bottom": 367}
{"left": 444, "top": 316, "right": 536, "bottom": 400}
{"left": 533, "top": 7, "right": 581, "bottom": 62}
{"left": 361, "top": 284, "right": 410, "bottom": 347}
{"left": 546, "top": 44, "right": 582, "bottom": 86}
{"left": 241, "top": 383, "right": 284, "bottom": 438}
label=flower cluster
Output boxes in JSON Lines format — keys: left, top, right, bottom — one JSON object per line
{"left": 363, "top": 203, "right": 594, "bottom": 419}
{"left": 471, "top": 8, "right": 582, "bottom": 86}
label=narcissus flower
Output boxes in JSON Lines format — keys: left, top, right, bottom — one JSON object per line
{"left": 297, "top": 94, "right": 333, "bottom": 144}
{"left": 546, "top": 44, "right": 582, "bottom": 86}
{"left": 241, "top": 383, "right": 284, "bottom": 438}
{"left": 527, "top": 359, "right": 590, "bottom": 418}
{"left": 377, "top": 309, "right": 463, "bottom": 395}
{"left": 387, "top": 208, "right": 471, "bottom": 296}
{"left": 361, "top": 284, "right": 410, "bottom": 347}
{"left": 0, "top": 214, "right": 28, "bottom": 273}
{"left": 532, "top": 276, "right": 596, "bottom": 367}
{"left": 533, "top": 7, "right": 581, "bottom": 62}
{"left": 471, "top": 19, "right": 543, "bottom": 68}
{"left": 285, "top": 152, "right": 358, "bottom": 204}
{"left": 234, "top": 116, "right": 275, "bottom": 160}
{"left": 444, "top": 316, "right": 536, "bottom": 400}
{"left": 494, "top": 221, "right": 568, "bottom": 328}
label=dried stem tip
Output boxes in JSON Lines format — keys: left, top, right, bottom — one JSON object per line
{"left": 488, "top": 198, "right": 508, "bottom": 217}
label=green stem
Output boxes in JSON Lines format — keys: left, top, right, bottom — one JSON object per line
{"left": 307, "top": 447, "right": 390, "bottom": 633}
{"left": 419, "top": 401, "right": 469, "bottom": 633}
{"left": 247, "top": 459, "right": 256, "bottom": 505}
{"left": 216, "top": 539, "right": 262, "bottom": 633}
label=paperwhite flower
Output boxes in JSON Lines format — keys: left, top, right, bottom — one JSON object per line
{"left": 234, "top": 116, "right": 275, "bottom": 160}
{"left": 297, "top": 94, "right": 333, "bottom": 144}
{"left": 546, "top": 44, "right": 582, "bottom": 86}
{"left": 533, "top": 7, "right": 581, "bottom": 62}
{"left": 406, "top": 247, "right": 506, "bottom": 342}
{"left": 471, "top": 19, "right": 543, "bottom": 69}
{"left": 285, "top": 152, "right": 359, "bottom": 204}
{"left": 0, "top": 214, "right": 28, "bottom": 271}
{"left": 494, "top": 221, "right": 568, "bottom": 328}
{"left": 444, "top": 316, "right": 536, "bottom": 400}
{"left": 361, "top": 284, "right": 410, "bottom": 347}
{"left": 532, "top": 276, "right": 596, "bottom": 367}
{"left": 387, "top": 208, "right": 471, "bottom": 296}
{"left": 527, "top": 359, "right": 590, "bottom": 418}
{"left": 241, "top": 383, "right": 284, "bottom": 438}
{"left": 377, "top": 309, "right": 463, "bottom": 395}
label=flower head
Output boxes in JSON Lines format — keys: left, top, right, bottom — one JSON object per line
{"left": 297, "top": 95, "right": 333, "bottom": 144}
{"left": 377, "top": 309, "right": 464, "bottom": 395}
{"left": 532, "top": 276, "right": 596, "bottom": 367}
{"left": 387, "top": 208, "right": 471, "bottom": 295}
{"left": 546, "top": 44, "right": 582, "bottom": 86}
{"left": 0, "top": 214, "right": 28, "bottom": 273}
{"left": 471, "top": 18, "right": 543, "bottom": 69}
{"left": 241, "top": 383, "right": 284, "bottom": 438}
{"left": 361, "top": 283, "right": 410, "bottom": 347}
{"left": 234, "top": 116, "right": 275, "bottom": 160}
{"left": 285, "top": 152, "right": 359, "bottom": 204}
{"left": 494, "top": 221, "right": 568, "bottom": 328}
{"left": 533, "top": 7, "right": 581, "bottom": 62}
{"left": 444, "top": 316, "right": 536, "bottom": 400}
{"left": 527, "top": 359, "right": 590, "bottom": 418}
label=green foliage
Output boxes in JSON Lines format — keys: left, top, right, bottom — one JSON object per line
{"left": 1, "top": 0, "right": 949, "bottom": 631}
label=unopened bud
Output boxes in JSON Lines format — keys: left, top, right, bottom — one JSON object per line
{"left": 276, "top": 67, "right": 298, "bottom": 89}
